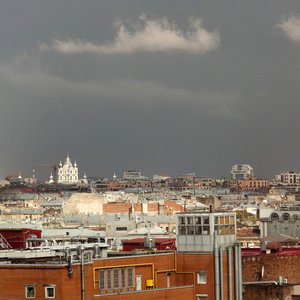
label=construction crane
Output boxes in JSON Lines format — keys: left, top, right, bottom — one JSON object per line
{"left": 37, "top": 164, "right": 61, "bottom": 186}
{"left": 5, "top": 174, "right": 19, "bottom": 181}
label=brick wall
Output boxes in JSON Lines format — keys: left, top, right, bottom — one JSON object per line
{"left": 242, "top": 252, "right": 300, "bottom": 300}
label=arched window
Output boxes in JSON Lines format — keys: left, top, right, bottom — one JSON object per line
{"left": 282, "top": 213, "right": 290, "bottom": 220}
{"left": 271, "top": 213, "right": 279, "bottom": 221}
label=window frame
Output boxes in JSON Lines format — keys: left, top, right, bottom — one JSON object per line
{"left": 25, "top": 285, "right": 36, "bottom": 299}
{"left": 121, "top": 268, "right": 127, "bottom": 290}
{"left": 45, "top": 286, "right": 55, "bottom": 299}
{"left": 113, "top": 268, "right": 120, "bottom": 290}
{"left": 99, "top": 269, "right": 106, "bottom": 290}
{"left": 197, "top": 271, "right": 207, "bottom": 284}
{"left": 127, "top": 267, "right": 135, "bottom": 288}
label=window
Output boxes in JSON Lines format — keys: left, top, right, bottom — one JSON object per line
{"left": 179, "top": 217, "right": 186, "bottom": 225}
{"left": 128, "top": 268, "right": 135, "bottom": 288}
{"left": 114, "top": 269, "right": 120, "bottom": 290}
{"left": 96, "top": 268, "right": 135, "bottom": 292}
{"left": 282, "top": 213, "right": 290, "bottom": 221}
{"left": 25, "top": 286, "right": 35, "bottom": 298}
{"left": 107, "top": 270, "right": 112, "bottom": 290}
{"left": 99, "top": 269, "right": 105, "bottom": 290}
{"left": 116, "top": 227, "right": 127, "bottom": 231}
{"left": 196, "top": 295, "right": 208, "bottom": 300}
{"left": 197, "top": 272, "right": 207, "bottom": 284}
{"left": 45, "top": 287, "right": 55, "bottom": 299}
{"left": 179, "top": 225, "right": 186, "bottom": 235}
{"left": 122, "top": 268, "right": 127, "bottom": 289}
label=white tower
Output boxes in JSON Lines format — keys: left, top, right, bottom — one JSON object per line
{"left": 48, "top": 172, "right": 54, "bottom": 184}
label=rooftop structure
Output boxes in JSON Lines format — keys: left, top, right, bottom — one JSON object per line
{"left": 176, "top": 211, "right": 236, "bottom": 252}
{"left": 123, "top": 170, "right": 148, "bottom": 181}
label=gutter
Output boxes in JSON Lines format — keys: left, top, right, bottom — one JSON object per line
{"left": 243, "top": 281, "right": 278, "bottom": 285}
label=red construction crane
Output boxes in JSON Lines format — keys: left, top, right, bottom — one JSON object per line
{"left": 37, "top": 164, "right": 61, "bottom": 186}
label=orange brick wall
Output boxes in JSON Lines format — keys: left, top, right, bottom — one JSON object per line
{"left": 177, "top": 252, "right": 236, "bottom": 300}
{"left": 164, "top": 200, "right": 184, "bottom": 214}
{"left": 103, "top": 203, "right": 132, "bottom": 213}
{"left": 95, "top": 286, "right": 194, "bottom": 300}
{"left": 0, "top": 251, "right": 236, "bottom": 299}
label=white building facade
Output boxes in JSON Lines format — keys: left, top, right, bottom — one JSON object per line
{"left": 231, "top": 164, "right": 254, "bottom": 180}
{"left": 58, "top": 154, "right": 78, "bottom": 184}
{"left": 278, "top": 171, "right": 300, "bottom": 184}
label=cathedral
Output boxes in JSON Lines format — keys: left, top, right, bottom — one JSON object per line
{"left": 57, "top": 154, "right": 79, "bottom": 184}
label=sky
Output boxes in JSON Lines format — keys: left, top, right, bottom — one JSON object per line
{"left": 1, "top": 0, "right": 300, "bottom": 181}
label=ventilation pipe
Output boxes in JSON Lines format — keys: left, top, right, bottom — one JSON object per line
{"left": 238, "top": 243, "right": 243, "bottom": 300}
{"left": 234, "top": 243, "right": 239, "bottom": 300}
{"left": 214, "top": 231, "right": 220, "bottom": 300}
{"left": 80, "top": 246, "right": 85, "bottom": 300}
{"left": 93, "top": 245, "right": 99, "bottom": 258}
{"left": 26, "top": 238, "right": 56, "bottom": 248}
{"left": 227, "top": 247, "right": 233, "bottom": 300}
{"left": 219, "top": 246, "right": 224, "bottom": 300}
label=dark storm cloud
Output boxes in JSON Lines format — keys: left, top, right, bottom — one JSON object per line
{"left": 1, "top": 0, "right": 300, "bottom": 181}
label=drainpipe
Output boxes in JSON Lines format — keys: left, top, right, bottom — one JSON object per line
{"left": 80, "top": 246, "right": 85, "bottom": 300}
{"left": 234, "top": 243, "right": 239, "bottom": 300}
{"left": 214, "top": 231, "right": 220, "bottom": 300}
{"left": 219, "top": 246, "right": 224, "bottom": 300}
{"left": 227, "top": 247, "right": 233, "bottom": 300}
{"left": 238, "top": 243, "right": 243, "bottom": 300}
{"left": 243, "top": 281, "right": 278, "bottom": 285}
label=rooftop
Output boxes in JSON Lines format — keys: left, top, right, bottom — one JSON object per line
{"left": 242, "top": 247, "right": 300, "bottom": 257}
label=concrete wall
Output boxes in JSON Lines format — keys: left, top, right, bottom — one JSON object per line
{"left": 63, "top": 193, "right": 105, "bottom": 214}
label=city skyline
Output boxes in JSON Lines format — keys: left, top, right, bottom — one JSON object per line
{"left": 1, "top": 1, "right": 300, "bottom": 180}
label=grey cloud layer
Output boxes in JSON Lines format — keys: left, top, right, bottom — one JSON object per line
{"left": 1, "top": 1, "right": 300, "bottom": 181}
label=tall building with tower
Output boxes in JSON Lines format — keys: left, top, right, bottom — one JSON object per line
{"left": 57, "top": 154, "right": 78, "bottom": 184}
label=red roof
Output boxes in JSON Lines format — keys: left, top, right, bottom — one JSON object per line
{"left": 242, "top": 247, "right": 300, "bottom": 257}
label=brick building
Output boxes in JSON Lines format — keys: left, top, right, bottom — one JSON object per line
{"left": 0, "top": 211, "right": 242, "bottom": 300}
{"left": 237, "top": 177, "right": 269, "bottom": 191}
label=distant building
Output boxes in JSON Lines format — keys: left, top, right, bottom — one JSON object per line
{"left": 238, "top": 176, "right": 269, "bottom": 191}
{"left": 276, "top": 171, "right": 300, "bottom": 185}
{"left": 231, "top": 164, "right": 254, "bottom": 180}
{"left": 57, "top": 154, "right": 78, "bottom": 184}
{"left": 153, "top": 174, "right": 170, "bottom": 182}
{"left": 178, "top": 172, "right": 195, "bottom": 180}
{"left": 24, "top": 167, "right": 37, "bottom": 185}
{"left": 123, "top": 170, "right": 148, "bottom": 181}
